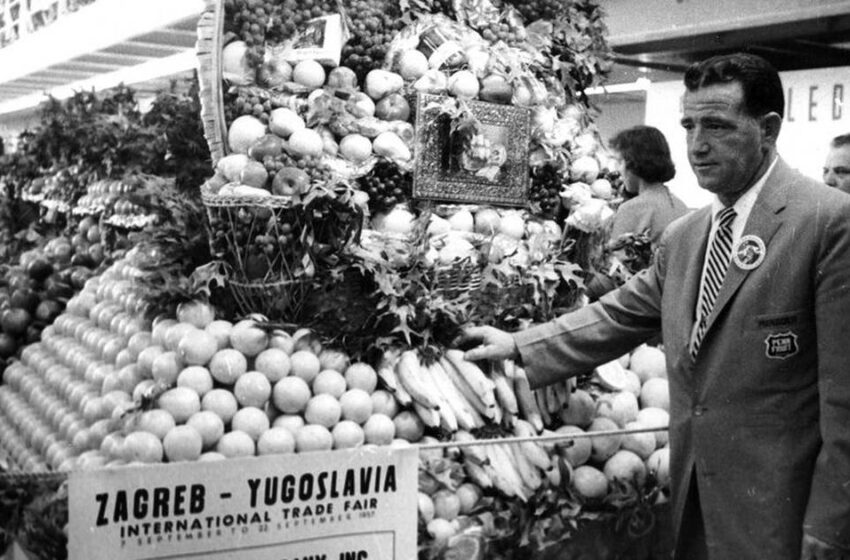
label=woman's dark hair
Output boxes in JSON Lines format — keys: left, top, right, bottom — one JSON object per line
{"left": 609, "top": 125, "right": 675, "bottom": 183}
{"left": 684, "top": 53, "right": 784, "bottom": 118}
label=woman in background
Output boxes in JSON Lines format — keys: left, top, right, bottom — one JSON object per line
{"left": 608, "top": 125, "right": 688, "bottom": 248}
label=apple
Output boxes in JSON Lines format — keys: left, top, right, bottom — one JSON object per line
{"left": 287, "top": 128, "right": 325, "bottom": 157}
{"left": 239, "top": 161, "right": 269, "bottom": 189}
{"left": 397, "top": 49, "right": 429, "bottom": 80}
{"left": 346, "top": 92, "right": 376, "bottom": 118}
{"left": 448, "top": 70, "right": 479, "bottom": 99}
{"left": 474, "top": 208, "right": 502, "bottom": 235}
{"left": 269, "top": 108, "right": 305, "bottom": 138}
{"left": 413, "top": 69, "right": 448, "bottom": 94}
{"left": 272, "top": 167, "right": 311, "bottom": 196}
{"left": 258, "top": 58, "right": 292, "bottom": 89}
{"left": 479, "top": 74, "right": 513, "bottom": 105}
{"left": 248, "top": 134, "right": 284, "bottom": 160}
{"left": 339, "top": 134, "right": 373, "bottom": 163}
{"left": 221, "top": 41, "right": 254, "bottom": 86}
{"left": 364, "top": 69, "right": 404, "bottom": 100}
{"left": 292, "top": 60, "right": 326, "bottom": 89}
{"left": 228, "top": 115, "right": 267, "bottom": 154}
{"left": 374, "top": 93, "right": 410, "bottom": 121}
{"left": 326, "top": 66, "right": 358, "bottom": 90}
{"left": 447, "top": 209, "right": 474, "bottom": 232}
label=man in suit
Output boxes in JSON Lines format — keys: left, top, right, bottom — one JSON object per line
{"left": 461, "top": 53, "right": 850, "bottom": 559}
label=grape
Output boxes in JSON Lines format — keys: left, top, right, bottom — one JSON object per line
{"left": 356, "top": 160, "right": 412, "bottom": 214}
{"left": 504, "top": 0, "right": 565, "bottom": 23}
{"left": 340, "top": 0, "right": 406, "bottom": 82}
{"left": 528, "top": 163, "right": 566, "bottom": 221}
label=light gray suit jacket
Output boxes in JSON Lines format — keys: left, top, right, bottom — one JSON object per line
{"left": 515, "top": 159, "right": 850, "bottom": 558}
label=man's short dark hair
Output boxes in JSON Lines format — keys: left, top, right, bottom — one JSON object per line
{"left": 684, "top": 53, "right": 784, "bottom": 119}
{"left": 609, "top": 125, "right": 676, "bottom": 183}
{"left": 831, "top": 134, "right": 850, "bottom": 148}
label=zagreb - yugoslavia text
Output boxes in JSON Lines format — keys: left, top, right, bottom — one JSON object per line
{"left": 94, "top": 464, "right": 398, "bottom": 528}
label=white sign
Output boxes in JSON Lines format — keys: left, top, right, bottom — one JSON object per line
{"left": 68, "top": 446, "right": 419, "bottom": 560}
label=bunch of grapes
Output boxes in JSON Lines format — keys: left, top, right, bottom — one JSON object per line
{"left": 226, "top": 89, "right": 273, "bottom": 124}
{"left": 340, "top": 0, "right": 406, "bottom": 82}
{"left": 504, "top": 0, "right": 565, "bottom": 24}
{"left": 223, "top": 0, "right": 270, "bottom": 66}
{"left": 270, "top": 0, "right": 337, "bottom": 43}
{"left": 528, "top": 163, "right": 565, "bottom": 220}
{"left": 480, "top": 21, "right": 527, "bottom": 46}
{"left": 262, "top": 153, "right": 332, "bottom": 184}
{"left": 357, "top": 160, "right": 412, "bottom": 214}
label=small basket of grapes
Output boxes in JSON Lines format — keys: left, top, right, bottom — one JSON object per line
{"left": 201, "top": 180, "right": 363, "bottom": 320}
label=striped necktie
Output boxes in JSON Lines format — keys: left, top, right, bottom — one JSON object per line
{"left": 690, "top": 206, "right": 737, "bottom": 359}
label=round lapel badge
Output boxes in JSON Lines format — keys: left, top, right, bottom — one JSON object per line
{"left": 733, "top": 235, "right": 766, "bottom": 270}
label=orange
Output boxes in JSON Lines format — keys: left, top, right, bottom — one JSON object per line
{"left": 588, "top": 417, "right": 622, "bottom": 462}
{"left": 157, "top": 387, "right": 201, "bottom": 424}
{"left": 603, "top": 449, "right": 647, "bottom": 486}
{"left": 392, "top": 410, "right": 424, "bottom": 442}
{"left": 205, "top": 320, "right": 233, "bottom": 350}
{"left": 364, "top": 413, "right": 395, "bottom": 445}
{"left": 572, "top": 465, "right": 608, "bottom": 499}
{"left": 289, "top": 350, "right": 321, "bottom": 383}
{"left": 294, "top": 424, "right": 333, "bottom": 453}
{"left": 370, "top": 389, "right": 399, "bottom": 418}
{"left": 272, "top": 414, "right": 305, "bottom": 435}
{"left": 272, "top": 376, "right": 312, "bottom": 414}
{"left": 186, "top": 410, "right": 225, "bottom": 449}
{"left": 304, "top": 394, "right": 342, "bottom": 428}
{"left": 151, "top": 351, "right": 184, "bottom": 385}
{"left": 229, "top": 320, "right": 269, "bottom": 357}
{"left": 456, "top": 482, "right": 482, "bottom": 514}
{"left": 231, "top": 406, "right": 270, "bottom": 441}
{"left": 253, "top": 348, "right": 292, "bottom": 382}
{"left": 640, "top": 378, "right": 670, "bottom": 412}
{"left": 331, "top": 420, "right": 365, "bottom": 449}
{"left": 209, "top": 348, "right": 248, "bottom": 385}
{"left": 177, "top": 329, "right": 219, "bottom": 366}
{"left": 124, "top": 431, "right": 164, "bottom": 463}
{"left": 177, "top": 366, "right": 214, "bottom": 396}
{"left": 339, "top": 388, "right": 373, "bottom": 424}
{"left": 432, "top": 489, "right": 461, "bottom": 520}
{"left": 216, "top": 430, "right": 256, "bottom": 458}
{"left": 257, "top": 426, "right": 296, "bottom": 455}
{"left": 312, "top": 369, "right": 347, "bottom": 398}
{"left": 162, "top": 425, "right": 203, "bottom": 462}
{"left": 136, "top": 409, "right": 176, "bottom": 440}
{"left": 418, "top": 492, "right": 435, "bottom": 522}
{"left": 344, "top": 362, "right": 378, "bottom": 393}
{"left": 234, "top": 371, "right": 272, "bottom": 408}
{"left": 201, "top": 388, "right": 239, "bottom": 424}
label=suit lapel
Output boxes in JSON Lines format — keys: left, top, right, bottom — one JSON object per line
{"left": 702, "top": 161, "right": 790, "bottom": 335}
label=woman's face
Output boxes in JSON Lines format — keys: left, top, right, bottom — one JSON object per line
{"left": 613, "top": 152, "right": 639, "bottom": 194}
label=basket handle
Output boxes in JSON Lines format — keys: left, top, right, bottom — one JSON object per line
{"left": 195, "top": 0, "right": 227, "bottom": 166}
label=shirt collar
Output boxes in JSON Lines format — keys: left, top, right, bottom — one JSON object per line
{"left": 710, "top": 156, "right": 779, "bottom": 221}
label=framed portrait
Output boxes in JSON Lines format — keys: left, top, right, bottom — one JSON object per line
{"left": 412, "top": 93, "right": 531, "bottom": 207}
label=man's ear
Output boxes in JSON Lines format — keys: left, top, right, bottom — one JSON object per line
{"left": 760, "top": 112, "right": 782, "bottom": 145}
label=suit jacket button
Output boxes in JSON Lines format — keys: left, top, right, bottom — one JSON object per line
{"left": 693, "top": 405, "right": 705, "bottom": 416}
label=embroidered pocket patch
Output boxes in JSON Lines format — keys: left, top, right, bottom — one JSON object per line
{"left": 764, "top": 331, "right": 798, "bottom": 359}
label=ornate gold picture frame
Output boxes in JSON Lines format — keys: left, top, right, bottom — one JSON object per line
{"left": 412, "top": 93, "right": 530, "bottom": 207}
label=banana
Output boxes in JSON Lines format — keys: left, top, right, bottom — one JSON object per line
{"left": 513, "top": 420, "right": 554, "bottom": 471}
{"left": 513, "top": 368, "right": 544, "bottom": 432}
{"left": 509, "top": 442, "right": 544, "bottom": 491}
{"left": 534, "top": 388, "right": 552, "bottom": 427}
{"left": 427, "top": 361, "right": 479, "bottom": 431}
{"left": 545, "top": 462, "right": 562, "bottom": 488}
{"left": 492, "top": 368, "right": 519, "bottom": 417}
{"left": 412, "top": 401, "right": 441, "bottom": 429}
{"left": 439, "top": 356, "right": 496, "bottom": 421}
{"left": 483, "top": 444, "right": 524, "bottom": 500}
{"left": 444, "top": 350, "right": 497, "bottom": 408}
{"left": 377, "top": 350, "right": 413, "bottom": 406}
{"left": 545, "top": 384, "right": 561, "bottom": 415}
{"left": 396, "top": 350, "right": 442, "bottom": 410}
{"left": 486, "top": 442, "right": 531, "bottom": 499}
{"left": 465, "top": 460, "right": 493, "bottom": 488}
{"left": 454, "top": 430, "right": 488, "bottom": 465}
{"left": 418, "top": 363, "right": 458, "bottom": 432}
{"left": 503, "top": 359, "right": 518, "bottom": 380}
{"left": 553, "top": 380, "right": 570, "bottom": 410}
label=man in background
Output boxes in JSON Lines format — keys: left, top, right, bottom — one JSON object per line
{"left": 823, "top": 133, "right": 850, "bottom": 194}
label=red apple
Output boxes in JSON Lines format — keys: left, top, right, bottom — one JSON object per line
{"left": 272, "top": 167, "right": 311, "bottom": 196}
{"left": 326, "top": 66, "right": 358, "bottom": 90}
{"left": 374, "top": 93, "right": 410, "bottom": 122}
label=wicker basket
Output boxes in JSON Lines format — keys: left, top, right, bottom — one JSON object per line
{"left": 432, "top": 258, "right": 482, "bottom": 298}
{"left": 195, "top": 0, "right": 227, "bottom": 164}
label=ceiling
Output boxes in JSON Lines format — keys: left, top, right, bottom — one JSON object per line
{"left": 605, "top": 2, "right": 850, "bottom": 86}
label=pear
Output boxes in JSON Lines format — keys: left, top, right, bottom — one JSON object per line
{"left": 216, "top": 154, "right": 250, "bottom": 182}
{"left": 372, "top": 132, "right": 411, "bottom": 161}
{"left": 480, "top": 74, "right": 513, "bottom": 105}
